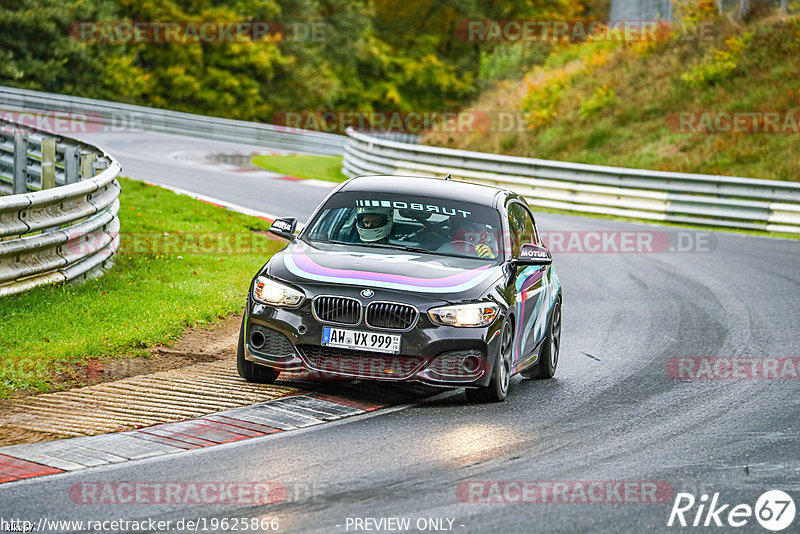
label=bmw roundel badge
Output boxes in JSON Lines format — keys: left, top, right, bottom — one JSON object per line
{"left": 361, "top": 289, "right": 375, "bottom": 298}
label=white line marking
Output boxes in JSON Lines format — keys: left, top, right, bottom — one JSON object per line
{"left": 139, "top": 180, "right": 305, "bottom": 229}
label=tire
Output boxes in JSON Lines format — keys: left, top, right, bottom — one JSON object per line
{"left": 237, "top": 316, "right": 281, "bottom": 384}
{"left": 521, "top": 298, "right": 561, "bottom": 379}
{"left": 465, "top": 322, "right": 512, "bottom": 403}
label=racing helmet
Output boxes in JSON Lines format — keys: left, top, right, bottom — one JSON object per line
{"left": 356, "top": 206, "right": 393, "bottom": 242}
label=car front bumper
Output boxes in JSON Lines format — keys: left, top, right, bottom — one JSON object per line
{"left": 243, "top": 297, "right": 503, "bottom": 388}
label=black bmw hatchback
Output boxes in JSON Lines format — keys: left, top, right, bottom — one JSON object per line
{"left": 238, "top": 175, "right": 562, "bottom": 402}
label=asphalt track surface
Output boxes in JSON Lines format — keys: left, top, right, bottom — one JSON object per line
{"left": 1, "top": 131, "right": 798, "bottom": 533}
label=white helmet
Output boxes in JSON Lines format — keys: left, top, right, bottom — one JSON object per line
{"left": 356, "top": 207, "right": 393, "bottom": 242}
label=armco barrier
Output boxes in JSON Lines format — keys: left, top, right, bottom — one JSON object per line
{"left": 342, "top": 128, "right": 800, "bottom": 234}
{"left": 4, "top": 86, "right": 797, "bottom": 234}
{"left": 0, "top": 119, "right": 121, "bottom": 297}
{"left": 0, "top": 86, "right": 344, "bottom": 156}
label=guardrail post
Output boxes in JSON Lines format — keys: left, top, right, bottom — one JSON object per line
{"left": 40, "top": 138, "right": 56, "bottom": 190}
{"left": 80, "top": 150, "right": 95, "bottom": 179}
{"left": 94, "top": 157, "right": 110, "bottom": 173}
{"left": 64, "top": 145, "right": 80, "bottom": 184}
{"left": 13, "top": 132, "right": 28, "bottom": 194}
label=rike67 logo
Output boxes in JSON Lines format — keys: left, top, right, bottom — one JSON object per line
{"left": 668, "top": 490, "right": 795, "bottom": 531}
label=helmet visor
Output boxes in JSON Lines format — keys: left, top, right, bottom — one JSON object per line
{"left": 356, "top": 212, "right": 391, "bottom": 229}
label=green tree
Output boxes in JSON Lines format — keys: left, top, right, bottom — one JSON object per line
{"left": 0, "top": 0, "right": 579, "bottom": 122}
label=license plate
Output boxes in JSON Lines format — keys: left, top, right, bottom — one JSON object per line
{"left": 322, "top": 327, "right": 401, "bottom": 354}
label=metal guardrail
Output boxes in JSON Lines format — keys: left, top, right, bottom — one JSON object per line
{"left": 0, "top": 119, "right": 122, "bottom": 297}
{"left": 610, "top": 0, "right": 673, "bottom": 21}
{"left": 4, "top": 86, "right": 797, "bottom": 236}
{"left": 342, "top": 128, "right": 800, "bottom": 234}
{"left": 0, "top": 86, "right": 345, "bottom": 156}
{"left": 610, "top": 0, "right": 793, "bottom": 20}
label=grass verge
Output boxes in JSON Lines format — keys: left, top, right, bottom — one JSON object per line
{"left": 0, "top": 177, "right": 285, "bottom": 398}
{"left": 423, "top": 15, "right": 800, "bottom": 182}
{"left": 251, "top": 154, "right": 348, "bottom": 183}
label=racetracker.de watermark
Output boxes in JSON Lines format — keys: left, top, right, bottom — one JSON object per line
{"left": 273, "top": 110, "right": 530, "bottom": 134}
{"left": 457, "top": 481, "right": 674, "bottom": 503}
{"left": 668, "top": 111, "right": 800, "bottom": 134}
{"left": 0, "top": 353, "right": 483, "bottom": 382}
{"left": 61, "top": 230, "right": 718, "bottom": 256}
{"left": 539, "top": 230, "right": 715, "bottom": 254}
{"left": 455, "top": 20, "right": 710, "bottom": 42}
{"left": 68, "top": 481, "right": 286, "bottom": 505}
{"left": 61, "top": 229, "right": 717, "bottom": 256}
{"left": 667, "top": 357, "right": 800, "bottom": 379}
{"left": 0, "top": 355, "right": 180, "bottom": 381}
{"left": 70, "top": 21, "right": 325, "bottom": 43}
{"left": 0, "top": 110, "right": 144, "bottom": 134}
{"left": 67, "top": 231, "right": 278, "bottom": 256}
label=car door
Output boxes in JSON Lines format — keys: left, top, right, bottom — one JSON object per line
{"left": 508, "top": 202, "right": 551, "bottom": 368}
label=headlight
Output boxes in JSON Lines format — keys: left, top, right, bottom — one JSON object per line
{"left": 253, "top": 276, "right": 305, "bottom": 307}
{"left": 428, "top": 302, "right": 499, "bottom": 327}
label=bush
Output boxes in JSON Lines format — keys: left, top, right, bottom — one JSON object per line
{"left": 681, "top": 33, "right": 753, "bottom": 88}
{"left": 523, "top": 68, "right": 573, "bottom": 129}
{"left": 521, "top": 29, "right": 624, "bottom": 130}
{"left": 580, "top": 85, "right": 617, "bottom": 119}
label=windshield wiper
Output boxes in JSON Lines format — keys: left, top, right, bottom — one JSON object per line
{"left": 358, "top": 242, "right": 431, "bottom": 254}
{"left": 307, "top": 240, "right": 422, "bottom": 251}
{"left": 308, "top": 239, "right": 353, "bottom": 246}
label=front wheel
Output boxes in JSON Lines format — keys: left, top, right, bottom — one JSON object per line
{"left": 521, "top": 298, "right": 561, "bottom": 379}
{"left": 237, "top": 316, "right": 281, "bottom": 384}
{"left": 465, "top": 322, "right": 512, "bottom": 403}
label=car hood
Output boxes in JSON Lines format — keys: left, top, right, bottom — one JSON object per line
{"left": 265, "top": 240, "right": 504, "bottom": 300}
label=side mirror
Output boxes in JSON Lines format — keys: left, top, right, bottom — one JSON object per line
{"left": 515, "top": 243, "right": 552, "bottom": 266}
{"left": 269, "top": 217, "right": 297, "bottom": 241}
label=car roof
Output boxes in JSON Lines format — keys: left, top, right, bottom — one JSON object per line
{"left": 339, "top": 175, "right": 505, "bottom": 207}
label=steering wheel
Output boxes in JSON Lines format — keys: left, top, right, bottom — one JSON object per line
{"left": 450, "top": 239, "right": 478, "bottom": 254}
{"left": 413, "top": 220, "right": 449, "bottom": 243}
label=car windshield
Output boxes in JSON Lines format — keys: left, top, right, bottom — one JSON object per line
{"left": 304, "top": 191, "right": 503, "bottom": 262}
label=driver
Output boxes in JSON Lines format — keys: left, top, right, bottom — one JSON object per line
{"left": 355, "top": 206, "right": 394, "bottom": 243}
